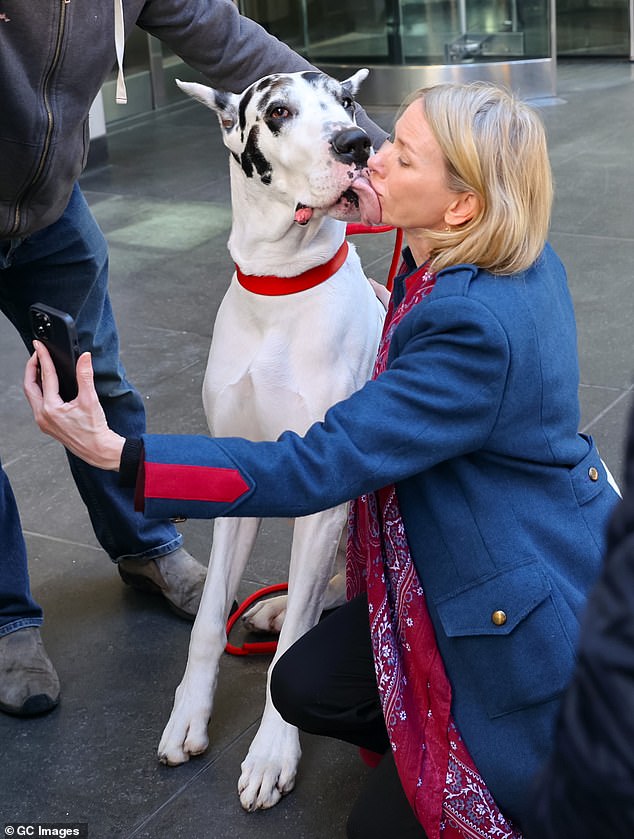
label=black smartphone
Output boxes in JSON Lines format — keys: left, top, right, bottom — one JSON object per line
{"left": 29, "top": 303, "right": 80, "bottom": 402}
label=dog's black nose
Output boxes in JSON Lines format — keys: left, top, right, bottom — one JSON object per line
{"left": 331, "top": 127, "right": 371, "bottom": 166}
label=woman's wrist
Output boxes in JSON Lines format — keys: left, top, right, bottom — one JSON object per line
{"left": 100, "top": 431, "right": 126, "bottom": 471}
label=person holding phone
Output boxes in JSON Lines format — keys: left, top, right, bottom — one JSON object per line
{"left": 0, "top": 0, "right": 387, "bottom": 718}
{"left": 24, "top": 82, "right": 619, "bottom": 836}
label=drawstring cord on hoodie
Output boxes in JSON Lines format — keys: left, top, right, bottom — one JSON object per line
{"left": 114, "top": 0, "right": 127, "bottom": 104}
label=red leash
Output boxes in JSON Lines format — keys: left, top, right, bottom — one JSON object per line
{"left": 225, "top": 583, "right": 289, "bottom": 656}
{"left": 224, "top": 224, "right": 403, "bottom": 656}
{"left": 346, "top": 223, "right": 403, "bottom": 292}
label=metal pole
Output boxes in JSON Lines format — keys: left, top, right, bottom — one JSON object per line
{"left": 458, "top": 0, "right": 467, "bottom": 34}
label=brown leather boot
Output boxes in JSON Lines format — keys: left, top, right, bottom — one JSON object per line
{"left": 0, "top": 627, "right": 60, "bottom": 716}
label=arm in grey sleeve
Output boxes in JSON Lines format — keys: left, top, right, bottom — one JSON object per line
{"left": 139, "top": 0, "right": 387, "bottom": 147}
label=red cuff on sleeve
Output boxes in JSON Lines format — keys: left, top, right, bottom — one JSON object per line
{"left": 143, "top": 461, "right": 250, "bottom": 504}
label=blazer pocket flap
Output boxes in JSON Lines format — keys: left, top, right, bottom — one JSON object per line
{"left": 435, "top": 560, "right": 551, "bottom": 637}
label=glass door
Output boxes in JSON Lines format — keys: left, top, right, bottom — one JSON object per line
{"left": 244, "top": 0, "right": 552, "bottom": 65}
{"left": 250, "top": 0, "right": 556, "bottom": 101}
{"left": 557, "top": 0, "right": 630, "bottom": 55}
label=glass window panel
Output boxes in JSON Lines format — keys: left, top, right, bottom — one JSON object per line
{"left": 402, "top": 0, "right": 551, "bottom": 63}
{"left": 242, "top": 0, "right": 392, "bottom": 62}
{"left": 557, "top": 0, "right": 629, "bottom": 56}
{"left": 241, "top": 0, "right": 552, "bottom": 65}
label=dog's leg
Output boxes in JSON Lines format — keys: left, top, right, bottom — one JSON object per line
{"left": 321, "top": 532, "right": 348, "bottom": 610}
{"left": 242, "top": 524, "right": 348, "bottom": 633}
{"left": 238, "top": 503, "right": 347, "bottom": 811}
{"left": 158, "top": 516, "right": 261, "bottom": 766}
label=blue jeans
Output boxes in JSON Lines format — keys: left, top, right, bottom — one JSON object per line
{"left": 0, "top": 184, "right": 182, "bottom": 636}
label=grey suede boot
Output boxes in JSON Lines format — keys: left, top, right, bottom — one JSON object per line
{"left": 117, "top": 547, "right": 207, "bottom": 620}
{"left": 0, "top": 627, "right": 60, "bottom": 716}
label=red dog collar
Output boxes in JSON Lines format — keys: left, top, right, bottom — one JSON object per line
{"left": 235, "top": 240, "right": 349, "bottom": 296}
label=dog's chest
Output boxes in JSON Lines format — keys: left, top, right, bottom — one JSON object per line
{"left": 203, "top": 344, "right": 322, "bottom": 439}
{"left": 202, "top": 293, "right": 330, "bottom": 437}
{"left": 202, "top": 260, "right": 384, "bottom": 439}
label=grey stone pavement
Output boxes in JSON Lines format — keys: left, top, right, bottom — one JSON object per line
{"left": 1, "top": 58, "right": 633, "bottom": 837}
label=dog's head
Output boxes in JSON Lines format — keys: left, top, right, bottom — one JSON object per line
{"left": 176, "top": 70, "right": 370, "bottom": 225}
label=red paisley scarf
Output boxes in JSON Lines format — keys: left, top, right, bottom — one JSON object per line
{"left": 346, "top": 259, "right": 523, "bottom": 839}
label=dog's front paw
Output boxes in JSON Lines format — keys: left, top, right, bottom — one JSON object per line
{"left": 238, "top": 752, "right": 298, "bottom": 811}
{"left": 158, "top": 711, "right": 210, "bottom": 766}
{"left": 242, "top": 594, "right": 287, "bottom": 634}
{"left": 157, "top": 685, "right": 212, "bottom": 766}
{"left": 237, "top": 723, "right": 301, "bottom": 811}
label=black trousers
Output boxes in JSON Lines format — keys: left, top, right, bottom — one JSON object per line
{"left": 270, "top": 594, "right": 427, "bottom": 839}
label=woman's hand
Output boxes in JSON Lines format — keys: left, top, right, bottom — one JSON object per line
{"left": 24, "top": 341, "right": 125, "bottom": 471}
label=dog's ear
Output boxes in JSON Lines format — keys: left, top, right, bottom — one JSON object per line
{"left": 175, "top": 79, "right": 239, "bottom": 130}
{"left": 340, "top": 68, "right": 370, "bottom": 97}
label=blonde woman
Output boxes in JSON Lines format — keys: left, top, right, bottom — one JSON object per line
{"left": 25, "top": 83, "right": 618, "bottom": 838}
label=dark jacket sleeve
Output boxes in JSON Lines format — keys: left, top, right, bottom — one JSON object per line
{"left": 526, "top": 401, "right": 634, "bottom": 838}
{"left": 138, "top": 0, "right": 388, "bottom": 148}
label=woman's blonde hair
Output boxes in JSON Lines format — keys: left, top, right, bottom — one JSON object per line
{"left": 400, "top": 82, "right": 553, "bottom": 275}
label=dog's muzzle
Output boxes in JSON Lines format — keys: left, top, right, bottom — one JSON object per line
{"left": 330, "top": 127, "right": 371, "bottom": 166}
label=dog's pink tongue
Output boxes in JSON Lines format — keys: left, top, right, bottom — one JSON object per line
{"left": 294, "top": 205, "right": 314, "bottom": 225}
{"left": 350, "top": 173, "right": 382, "bottom": 226}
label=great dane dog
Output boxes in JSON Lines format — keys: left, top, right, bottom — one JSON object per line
{"left": 157, "top": 70, "right": 385, "bottom": 811}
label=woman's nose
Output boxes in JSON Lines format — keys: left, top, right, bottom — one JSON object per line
{"left": 368, "top": 149, "right": 385, "bottom": 176}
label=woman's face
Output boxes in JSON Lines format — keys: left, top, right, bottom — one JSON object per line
{"left": 368, "top": 101, "right": 459, "bottom": 235}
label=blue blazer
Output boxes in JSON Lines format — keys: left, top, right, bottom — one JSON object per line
{"left": 527, "top": 402, "right": 634, "bottom": 838}
{"left": 137, "top": 244, "right": 619, "bottom": 827}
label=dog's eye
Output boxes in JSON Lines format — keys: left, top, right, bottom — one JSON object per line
{"left": 269, "top": 106, "right": 291, "bottom": 120}
{"left": 341, "top": 96, "right": 354, "bottom": 111}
